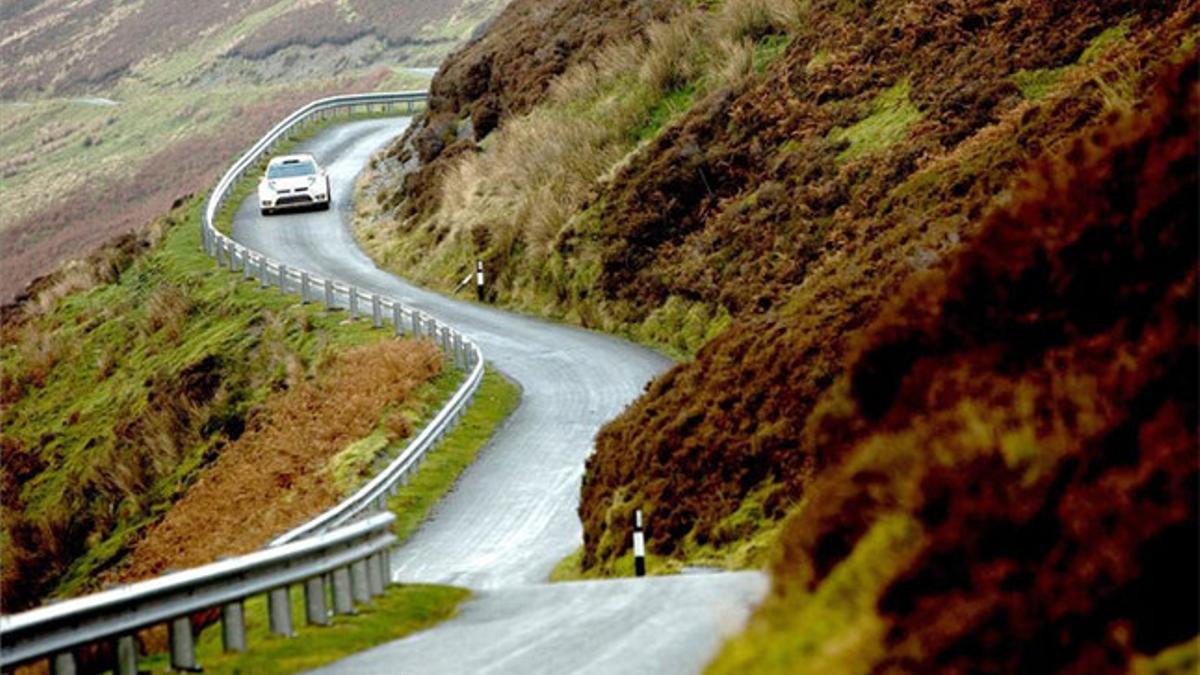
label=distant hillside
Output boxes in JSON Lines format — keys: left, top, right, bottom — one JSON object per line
{"left": 0, "top": 0, "right": 507, "bottom": 303}
{"left": 0, "top": 0, "right": 504, "bottom": 99}
{"left": 354, "top": 0, "right": 1198, "bottom": 670}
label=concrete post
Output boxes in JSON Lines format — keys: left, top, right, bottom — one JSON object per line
{"left": 324, "top": 279, "right": 335, "bottom": 309}
{"left": 351, "top": 559, "right": 371, "bottom": 604}
{"left": 300, "top": 272, "right": 311, "bottom": 303}
{"left": 349, "top": 288, "right": 359, "bottom": 320}
{"left": 393, "top": 303, "right": 404, "bottom": 336}
{"left": 332, "top": 567, "right": 355, "bottom": 615}
{"left": 305, "top": 576, "right": 330, "bottom": 626}
{"left": 114, "top": 634, "right": 138, "bottom": 675}
{"left": 222, "top": 600, "right": 247, "bottom": 653}
{"left": 51, "top": 651, "right": 76, "bottom": 675}
{"left": 268, "top": 586, "right": 294, "bottom": 637}
{"left": 372, "top": 294, "right": 382, "bottom": 328}
{"left": 169, "top": 615, "right": 198, "bottom": 671}
{"left": 367, "top": 553, "right": 385, "bottom": 597}
{"left": 278, "top": 264, "right": 288, "bottom": 293}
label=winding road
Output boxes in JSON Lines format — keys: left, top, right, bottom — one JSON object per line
{"left": 231, "top": 117, "right": 766, "bottom": 674}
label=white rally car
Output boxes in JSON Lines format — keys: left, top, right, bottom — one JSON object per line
{"left": 258, "top": 154, "right": 331, "bottom": 215}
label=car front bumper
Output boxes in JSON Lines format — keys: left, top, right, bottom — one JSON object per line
{"left": 260, "top": 190, "right": 329, "bottom": 210}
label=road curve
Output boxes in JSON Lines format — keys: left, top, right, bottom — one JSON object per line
{"left": 231, "top": 117, "right": 766, "bottom": 674}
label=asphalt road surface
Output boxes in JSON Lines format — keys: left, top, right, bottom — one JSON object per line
{"left": 231, "top": 118, "right": 767, "bottom": 674}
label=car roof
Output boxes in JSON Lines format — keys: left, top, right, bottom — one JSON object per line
{"left": 268, "top": 153, "right": 317, "bottom": 166}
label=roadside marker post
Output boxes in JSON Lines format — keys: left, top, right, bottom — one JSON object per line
{"left": 633, "top": 509, "right": 647, "bottom": 577}
{"left": 475, "top": 260, "right": 485, "bottom": 302}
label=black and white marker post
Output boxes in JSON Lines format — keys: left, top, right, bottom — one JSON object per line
{"left": 633, "top": 509, "right": 646, "bottom": 577}
{"left": 475, "top": 259, "right": 485, "bottom": 302}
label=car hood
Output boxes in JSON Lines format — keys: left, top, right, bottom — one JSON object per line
{"left": 261, "top": 175, "right": 320, "bottom": 192}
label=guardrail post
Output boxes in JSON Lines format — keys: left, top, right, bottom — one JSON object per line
{"left": 268, "top": 586, "right": 295, "bottom": 637}
{"left": 222, "top": 600, "right": 247, "bottom": 652}
{"left": 305, "top": 576, "right": 330, "bottom": 626}
{"left": 300, "top": 271, "right": 311, "bottom": 303}
{"left": 351, "top": 559, "right": 371, "bottom": 604}
{"left": 367, "top": 553, "right": 385, "bottom": 597}
{"left": 349, "top": 288, "right": 359, "bottom": 320}
{"left": 259, "top": 257, "right": 269, "bottom": 289}
{"left": 412, "top": 310, "right": 422, "bottom": 336}
{"left": 114, "top": 634, "right": 138, "bottom": 675}
{"left": 169, "top": 615, "right": 199, "bottom": 671}
{"left": 324, "top": 279, "right": 335, "bottom": 309}
{"left": 393, "top": 303, "right": 403, "bottom": 336}
{"left": 278, "top": 264, "right": 288, "bottom": 293}
{"left": 372, "top": 294, "right": 382, "bottom": 328}
{"left": 441, "top": 326, "right": 451, "bottom": 353}
{"left": 51, "top": 650, "right": 76, "bottom": 675}
{"left": 382, "top": 548, "right": 393, "bottom": 583}
{"left": 332, "top": 566, "right": 355, "bottom": 615}
{"left": 243, "top": 253, "right": 254, "bottom": 281}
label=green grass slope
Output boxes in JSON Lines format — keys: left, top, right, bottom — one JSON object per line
{"left": 1, "top": 199, "right": 431, "bottom": 611}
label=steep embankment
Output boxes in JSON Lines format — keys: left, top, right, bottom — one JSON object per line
{"left": 0, "top": 202, "right": 448, "bottom": 612}
{"left": 353, "top": 0, "right": 1197, "bottom": 668}
{"left": 582, "top": 1, "right": 1197, "bottom": 574}
{"left": 357, "top": 0, "right": 1195, "bottom": 566}
{"left": 708, "top": 56, "right": 1197, "bottom": 674}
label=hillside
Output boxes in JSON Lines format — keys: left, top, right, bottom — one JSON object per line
{"left": 0, "top": 0, "right": 506, "bottom": 302}
{"left": 351, "top": 0, "right": 1199, "bottom": 670}
{"left": 0, "top": 0, "right": 503, "bottom": 99}
{"left": 707, "top": 55, "right": 1197, "bottom": 674}
{"left": 0, "top": 201, "right": 449, "bottom": 613}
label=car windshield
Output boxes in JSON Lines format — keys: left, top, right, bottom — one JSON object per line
{"left": 267, "top": 160, "right": 316, "bottom": 179}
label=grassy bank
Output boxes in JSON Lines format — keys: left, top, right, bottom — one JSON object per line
{"left": 0, "top": 196, "right": 442, "bottom": 609}
{"left": 139, "top": 584, "right": 469, "bottom": 674}
{"left": 135, "top": 367, "right": 520, "bottom": 673}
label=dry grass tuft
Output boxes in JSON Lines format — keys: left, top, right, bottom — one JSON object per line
{"left": 111, "top": 339, "right": 443, "bottom": 580}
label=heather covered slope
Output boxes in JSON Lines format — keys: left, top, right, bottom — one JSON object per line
{"left": 354, "top": 0, "right": 1199, "bottom": 665}
{"left": 707, "top": 57, "right": 1198, "bottom": 674}
{"left": 355, "top": 0, "right": 1196, "bottom": 574}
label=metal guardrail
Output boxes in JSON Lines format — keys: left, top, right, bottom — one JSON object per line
{"left": 2, "top": 90, "right": 491, "bottom": 674}
{"left": 1, "top": 514, "right": 396, "bottom": 671}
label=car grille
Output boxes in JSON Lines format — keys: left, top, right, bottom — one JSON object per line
{"left": 277, "top": 195, "right": 314, "bottom": 206}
